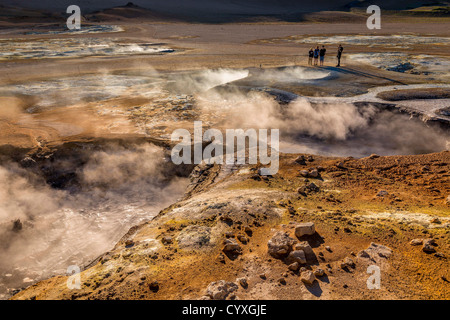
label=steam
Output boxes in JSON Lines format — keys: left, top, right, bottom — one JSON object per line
{"left": 196, "top": 86, "right": 449, "bottom": 157}
{"left": 0, "top": 143, "right": 188, "bottom": 298}
{"left": 165, "top": 69, "right": 249, "bottom": 94}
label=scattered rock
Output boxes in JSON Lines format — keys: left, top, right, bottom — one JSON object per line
{"left": 217, "top": 254, "right": 226, "bottom": 263}
{"left": 422, "top": 243, "right": 436, "bottom": 253}
{"left": 410, "top": 239, "right": 423, "bottom": 246}
{"left": 161, "top": 236, "right": 172, "bottom": 245}
{"left": 278, "top": 277, "right": 286, "bottom": 285}
{"left": 205, "top": 280, "right": 238, "bottom": 300}
{"left": 309, "top": 169, "right": 319, "bottom": 178}
{"left": 305, "top": 182, "right": 320, "bottom": 193}
{"left": 325, "top": 246, "right": 332, "bottom": 252}
{"left": 224, "top": 231, "right": 234, "bottom": 238}
{"left": 237, "top": 277, "right": 248, "bottom": 288}
{"left": 12, "top": 219, "right": 22, "bottom": 232}
{"left": 294, "top": 241, "right": 314, "bottom": 261}
{"left": 295, "top": 222, "right": 316, "bottom": 238}
{"left": 358, "top": 250, "right": 370, "bottom": 259}
{"left": 300, "top": 270, "right": 316, "bottom": 285}
{"left": 299, "top": 170, "right": 309, "bottom": 177}
{"left": 294, "top": 155, "right": 306, "bottom": 165}
{"left": 422, "top": 239, "right": 437, "bottom": 253}
{"left": 149, "top": 281, "right": 159, "bottom": 293}
{"left": 125, "top": 239, "right": 134, "bottom": 247}
{"left": 259, "top": 273, "right": 266, "bottom": 280}
{"left": 288, "top": 262, "right": 300, "bottom": 271}
{"left": 223, "top": 239, "right": 242, "bottom": 255}
{"left": 298, "top": 182, "right": 320, "bottom": 194}
{"left": 341, "top": 257, "right": 355, "bottom": 269}
{"left": 369, "top": 154, "right": 380, "bottom": 159}
{"left": 267, "top": 231, "right": 296, "bottom": 259}
{"left": 237, "top": 234, "right": 248, "bottom": 244}
{"left": 430, "top": 218, "right": 441, "bottom": 224}
{"left": 376, "top": 190, "right": 389, "bottom": 197}
{"left": 434, "top": 252, "right": 445, "bottom": 258}
{"left": 313, "top": 268, "right": 325, "bottom": 277}
{"left": 286, "top": 250, "right": 307, "bottom": 265}
{"left": 336, "top": 162, "right": 346, "bottom": 169}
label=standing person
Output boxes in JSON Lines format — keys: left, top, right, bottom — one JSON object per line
{"left": 319, "top": 45, "right": 326, "bottom": 66}
{"left": 308, "top": 48, "right": 314, "bottom": 65}
{"left": 336, "top": 44, "right": 344, "bottom": 67}
{"left": 313, "top": 46, "right": 320, "bottom": 66}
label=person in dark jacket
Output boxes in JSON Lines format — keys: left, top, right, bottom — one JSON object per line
{"left": 313, "top": 46, "right": 320, "bottom": 66}
{"left": 336, "top": 44, "right": 344, "bottom": 67}
{"left": 308, "top": 48, "right": 314, "bottom": 65}
{"left": 319, "top": 45, "right": 326, "bottom": 66}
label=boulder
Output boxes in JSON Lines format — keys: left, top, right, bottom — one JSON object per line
{"left": 288, "top": 262, "right": 300, "bottom": 271}
{"left": 149, "top": 281, "right": 159, "bottom": 292}
{"left": 267, "top": 231, "right": 296, "bottom": 259}
{"left": 237, "top": 277, "right": 248, "bottom": 288}
{"left": 295, "top": 155, "right": 306, "bottom": 165}
{"left": 300, "top": 270, "right": 316, "bottom": 285}
{"left": 205, "top": 280, "right": 238, "bottom": 300}
{"left": 409, "top": 239, "right": 423, "bottom": 246}
{"left": 305, "top": 182, "right": 320, "bottom": 192}
{"left": 294, "top": 241, "right": 314, "bottom": 255}
{"left": 422, "top": 243, "right": 436, "bottom": 253}
{"left": 309, "top": 169, "right": 319, "bottom": 178}
{"left": 295, "top": 222, "right": 316, "bottom": 238}
{"left": 222, "top": 239, "right": 242, "bottom": 255}
{"left": 313, "top": 268, "right": 325, "bottom": 277}
{"left": 422, "top": 239, "right": 436, "bottom": 253}
{"left": 286, "top": 250, "right": 307, "bottom": 264}
{"left": 299, "top": 170, "right": 309, "bottom": 177}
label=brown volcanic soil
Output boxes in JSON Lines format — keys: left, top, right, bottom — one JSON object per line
{"left": 11, "top": 151, "right": 450, "bottom": 300}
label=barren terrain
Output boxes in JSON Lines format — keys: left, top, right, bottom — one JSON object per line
{"left": 0, "top": 4, "right": 448, "bottom": 300}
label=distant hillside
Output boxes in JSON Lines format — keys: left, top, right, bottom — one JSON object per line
{"left": 0, "top": 5, "right": 61, "bottom": 22}
{"left": 86, "top": 3, "right": 179, "bottom": 22}
{"left": 1, "top": 1, "right": 448, "bottom": 24}
{"left": 342, "top": 0, "right": 449, "bottom": 11}
{"left": 2, "top": 0, "right": 449, "bottom": 15}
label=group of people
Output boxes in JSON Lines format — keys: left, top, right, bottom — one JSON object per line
{"left": 308, "top": 44, "right": 344, "bottom": 67}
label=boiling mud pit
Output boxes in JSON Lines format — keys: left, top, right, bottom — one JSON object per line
{"left": 348, "top": 53, "right": 450, "bottom": 79}
{"left": 0, "top": 38, "right": 174, "bottom": 60}
{"left": 256, "top": 34, "right": 450, "bottom": 49}
{"left": 0, "top": 66, "right": 448, "bottom": 298}
{"left": 0, "top": 143, "right": 190, "bottom": 299}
